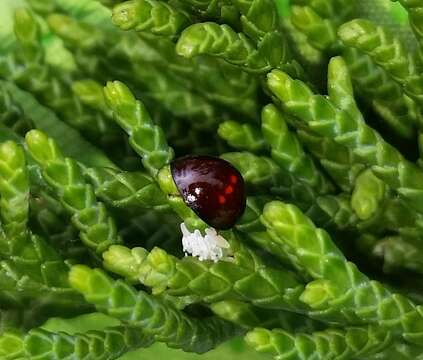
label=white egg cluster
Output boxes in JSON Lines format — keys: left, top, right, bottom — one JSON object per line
{"left": 180, "top": 222, "right": 230, "bottom": 262}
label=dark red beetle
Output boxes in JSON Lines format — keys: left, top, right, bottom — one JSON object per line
{"left": 170, "top": 156, "right": 246, "bottom": 230}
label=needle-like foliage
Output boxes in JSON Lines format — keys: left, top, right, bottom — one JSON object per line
{"left": 0, "top": 0, "right": 422, "bottom": 359}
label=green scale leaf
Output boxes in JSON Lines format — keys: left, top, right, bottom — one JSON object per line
{"left": 351, "top": 169, "right": 386, "bottom": 221}
{"left": 0, "top": 141, "right": 70, "bottom": 290}
{"left": 290, "top": 5, "right": 338, "bottom": 51}
{"left": 0, "top": 141, "right": 29, "bottom": 244}
{"left": 84, "top": 166, "right": 169, "bottom": 213}
{"left": 104, "top": 81, "right": 174, "bottom": 177}
{"left": 101, "top": 240, "right": 307, "bottom": 311}
{"left": 25, "top": 130, "right": 122, "bottom": 254}
{"left": 230, "top": 0, "right": 280, "bottom": 40}
{"left": 210, "top": 299, "right": 321, "bottom": 330}
{"left": 174, "top": 0, "right": 240, "bottom": 26}
{"left": 245, "top": 324, "right": 399, "bottom": 360}
{"left": 218, "top": 121, "right": 267, "bottom": 153}
{"left": 176, "top": 22, "right": 304, "bottom": 77}
{"left": 338, "top": 19, "right": 423, "bottom": 128}
{"left": 103, "top": 81, "right": 211, "bottom": 231}
{"left": 261, "top": 104, "right": 334, "bottom": 195}
{"left": 296, "top": 129, "right": 365, "bottom": 192}
{"left": 289, "top": 0, "right": 356, "bottom": 52}
{"left": 342, "top": 47, "right": 417, "bottom": 139}
{"left": 112, "top": 0, "right": 192, "bottom": 37}
{"left": 0, "top": 325, "right": 154, "bottom": 360}
{"left": 267, "top": 57, "right": 423, "bottom": 218}
{"left": 262, "top": 200, "right": 423, "bottom": 345}
{"left": 222, "top": 151, "right": 359, "bottom": 231}
{"left": 69, "top": 265, "right": 241, "bottom": 353}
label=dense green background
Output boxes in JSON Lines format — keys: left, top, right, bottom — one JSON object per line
{"left": 0, "top": 1, "right": 270, "bottom": 358}
{"left": 42, "top": 313, "right": 266, "bottom": 360}
{"left": 0, "top": 0, "right": 409, "bottom": 359}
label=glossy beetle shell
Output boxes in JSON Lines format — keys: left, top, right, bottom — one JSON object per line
{"left": 170, "top": 155, "right": 246, "bottom": 229}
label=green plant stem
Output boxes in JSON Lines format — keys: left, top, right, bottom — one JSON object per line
{"left": 267, "top": 57, "right": 423, "bottom": 217}
{"left": 102, "top": 242, "right": 307, "bottom": 311}
{"left": 338, "top": 19, "right": 423, "bottom": 129}
{"left": 0, "top": 326, "right": 154, "bottom": 360}
{"left": 262, "top": 200, "right": 423, "bottom": 345}
{"left": 69, "top": 265, "right": 242, "bottom": 353}
{"left": 104, "top": 81, "right": 174, "bottom": 177}
{"left": 210, "top": 299, "right": 321, "bottom": 330}
{"left": 83, "top": 166, "right": 169, "bottom": 213}
{"left": 262, "top": 104, "right": 334, "bottom": 194}
{"left": 176, "top": 22, "right": 304, "bottom": 78}
{"left": 25, "top": 130, "right": 122, "bottom": 254}
{"left": 246, "top": 325, "right": 395, "bottom": 360}
{"left": 342, "top": 47, "right": 417, "bottom": 139}
{"left": 112, "top": 0, "right": 191, "bottom": 36}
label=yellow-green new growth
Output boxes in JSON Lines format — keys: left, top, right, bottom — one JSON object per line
{"left": 351, "top": 169, "right": 386, "bottom": 221}
{"left": 176, "top": 22, "right": 303, "bottom": 77}
{"left": 102, "top": 242, "right": 307, "bottom": 311}
{"left": 0, "top": 141, "right": 29, "bottom": 244}
{"left": 104, "top": 81, "right": 174, "bottom": 177}
{"left": 112, "top": 0, "right": 191, "bottom": 36}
